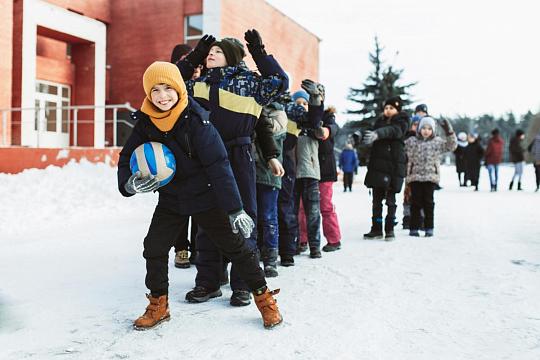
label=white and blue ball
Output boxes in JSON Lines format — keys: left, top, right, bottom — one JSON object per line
{"left": 130, "top": 142, "right": 176, "bottom": 187}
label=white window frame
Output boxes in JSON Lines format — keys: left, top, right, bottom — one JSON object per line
{"left": 184, "top": 14, "right": 204, "bottom": 44}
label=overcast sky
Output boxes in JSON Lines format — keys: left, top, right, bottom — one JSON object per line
{"left": 266, "top": 0, "right": 540, "bottom": 123}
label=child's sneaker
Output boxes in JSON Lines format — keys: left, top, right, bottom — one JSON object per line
{"left": 174, "top": 250, "right": 190, "bottom": 268}
{"left": 133, "top": 294, "right": 170, "bottom": 330}
{"left": 309, "top": 247, "right": 322, "bottom": 258}
{"left": 425, "top": 229, "right": 434, "bottom": 237}
{"left": 409, "top": 230, "right": 420, "bottom": 237}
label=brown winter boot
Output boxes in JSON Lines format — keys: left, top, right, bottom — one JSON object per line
{"left": 133, "top": 294, "right": 170, "bottom": 330}
{"left": 253, "top": 288, "right": 282, "bottom": 329}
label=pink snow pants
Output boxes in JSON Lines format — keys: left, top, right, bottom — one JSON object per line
{"left": 299, "top": 181, "right": 341, "bottom": 245}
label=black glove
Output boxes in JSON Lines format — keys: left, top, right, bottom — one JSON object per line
{"left": 184, "top": 34, "right": 216, "bottom": 67}
{"left": 301, "top": 79, "right": 323, "bottom": 106}
{"left": 244, "top": 29, "right": 266, "bottom": 57}
{"left": 228, "top": 209, "right": 255, "bottom": 238}
{"left": 124, "top": 171, "right": 159, "bottom": 195}
{"left": 316, "top": 83, "right": 325, "bottom": 102}
{"left": 440, "top": 119, "right": 453, "bottom": 135}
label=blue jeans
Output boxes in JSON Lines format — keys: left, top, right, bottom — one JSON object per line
{"left": 487, "top": 164, "right": 499, "bottom": 186}
{"left": 294, "top": 178, "right": 321, "bottom": 248}
{"left": 512, "top": 162, "right": 524, "bottom": 183}
{"left": 257, "top": 184, "right": 279, "bottom": 250}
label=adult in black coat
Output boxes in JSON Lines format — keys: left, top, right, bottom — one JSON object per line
{"left": 454, "top": 132, "right": 468, "bottom": 186}
{"left": 362, "top": 96, "right": 409, "bottom": 239}
{"left": 509, "top": 129, "right": 525, "bottom": 190}
{"left": 464, "top": 134, "right": 484, "bottom": 191}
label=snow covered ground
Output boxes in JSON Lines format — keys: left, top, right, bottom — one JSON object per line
{"left": 0, "top": 161, "right": 539, "bottom": 359}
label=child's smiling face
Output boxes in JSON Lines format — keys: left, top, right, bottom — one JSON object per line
{"left": 206, "top": 46, "right": 227, "bottom": 69}
{"left": 150, "top": 83, "right": 179, "bottom": 111}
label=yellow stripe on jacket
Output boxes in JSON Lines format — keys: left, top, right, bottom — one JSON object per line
{"left": 287, "top": 119, "right": 301, "bottom": 137}
{"left": 193, "top": 82, "right": 263, "bottom": 118}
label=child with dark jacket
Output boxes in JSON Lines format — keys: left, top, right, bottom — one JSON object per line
{"left": 404, "top": 117, "right": 457, "bottom": 237}
{"left": 176, "top": 30, "right": 288, "bottom": 307}
{"left": 117, "top": 62, "right": 282, "bottom": 330}
{"left": 363, "top": 96, "right": 409, "bottom": 240}
{"left": 509, "top": 129, "right": 525, "bottom": 190}
{"left": 464, "top": 134, "right": 484, "bottom": 191}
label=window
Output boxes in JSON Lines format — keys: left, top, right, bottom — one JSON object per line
{"left": 184, "top": 14, "right": 203, "bottom": 48}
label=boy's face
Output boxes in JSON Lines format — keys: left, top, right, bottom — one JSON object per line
{"left": 295, "top": 97, "right": 309, "bottom": 111}
{"left": 150, "top": 83, "right": 179, "bottom": 111}
{"left": 420, "top": 125, "right": 433, "bottom": 139}
{"left": 206, "top": 46, "right": 227, "bottom": 69}
{"left": 383, "top": 105, "right": 398, "bottom": 118}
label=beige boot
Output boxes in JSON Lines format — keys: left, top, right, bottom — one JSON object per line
{"left": 174, "top": 250, "right": 190, "bottom": 268}
{"left": 253, "top": 288, "right": 282, "bottom": 329}
{"left": 133, "top": 294, "right": 170, "bottom": 330}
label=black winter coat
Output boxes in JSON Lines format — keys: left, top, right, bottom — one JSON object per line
{"left": 509, "top": 136, "right": 525, "bottom": 163}
{"left": 117, "top": 99, "right": 243, "bottom": 215}
{"left": 318, "top": 109, "right": 339, "bottom": 182}
{"left": 364, "top": 111, "right": 409, "bottom": 192}
{"left": 454, "top": 145, "right": 467, "bottom": 173}
{"left": 464, "top": 140, "right": 484, "bottom": 182}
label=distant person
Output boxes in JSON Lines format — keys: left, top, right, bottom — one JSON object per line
{"left": 454, "top": 132, "right": 468, "bottom": 186}
{"left": 362, "top": 96, "right": 409, "bottom": 241}
{"left": 405, "top": 117, "right": 457, "bottom": 237}
{"left": 485, "top": 128, "right": 504, "bottom": 191}
{"left": 402, "top": 106, "right": 425, "bottom": 229}
{"left": 339, "top": 143, "right": 359, "bottom": 192}
{"left": 464, "top": 134, "right": 484, "bottom": 191}
{"left": 508, "top": 129, "right": 525, "bottom": 190}
{"left": 170, "top": 43, "right": 203, "bottom": 79}
{"left": 528, "top": 130, "right": 540, "bottom": 192}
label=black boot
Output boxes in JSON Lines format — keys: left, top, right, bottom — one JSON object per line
{"left": 402, "top": 215, "right": 410, "bottom": 230}
{"left": 185, "top": 286, "right": 222, "bottom": 303}
{"left": 509, "top": 181, "right": 513, "bottom": 190}
{"left": 517, "top": 182, "right": 523, "bottom": 191}
{"left": 261, "top": 247, "right": 278, "bottom": 278}
{"left": 280, "top": 255, "right": 295, "bottom": 267}
{"left": 363, "top": 219, "right": 383, "bottom": 240}
{"left": 309, "top": 247, "right": 322, "bottom": 258}
{"left": 230, "top": 290, "right": 251, "bottom": 307}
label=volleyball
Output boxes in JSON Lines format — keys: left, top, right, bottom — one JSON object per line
{"left": 129, "top": 142, "right": 176, "bottom": 187}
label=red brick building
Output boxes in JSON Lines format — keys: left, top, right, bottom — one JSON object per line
{"left": 0, "top": 0, "right": 319, "bottom": 173}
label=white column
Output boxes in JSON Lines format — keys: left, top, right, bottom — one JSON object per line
{"left": 22, "top": 0, "right": 107, "bottom": 148}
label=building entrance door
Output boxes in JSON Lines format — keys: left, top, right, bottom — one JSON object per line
{"left": 34, "top": 81, "right": 70, "bottom": 147}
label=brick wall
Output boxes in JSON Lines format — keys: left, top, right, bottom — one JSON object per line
{"left": 220, "top": 0, "right": 319, "bottom": 92}
{"left": 108, "top": 0, "right": 202, "bottom": 108}
{"left": 0, "top": 0, "right": 13, "bottom": 145}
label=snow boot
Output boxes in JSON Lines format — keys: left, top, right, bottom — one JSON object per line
{"left": 174, "top": 250, "right": 190, "bottom": 268}
{"left": 517, "top": 182, "right": 523, "bottom": 191}
{"left": 230, "top": 290, "right": 251, "bottom": 306}
{"left": 385, "top": 230, "right": 395, "bottom": 241}
{"left": 261, "top": 247, "right": 279, "bottom": 278}
{"left": 295, "top": 242, "right": 308, "bottom": 255}
{"left": 509, "top": 181, "right": 513, "bottom": 190}
{"left": 253, "top": 287, "right": 282, "bottom": 329}
{"left": 185, "top": 286, "right": 222, "bottom": 303}
{"left": 322, "top": 242, "right": 341, "bottom": 252}
{"left": 425, "top": 229, "right": 434, "bottom": 237}
{"left": 133, "top": 294, "right": 170, "bottom": 330}
{"left": 409, "top": 229, "right": 420, "bottom": 237}
{"left": 364, "top": 217, "right": 383, "bottom": 239}
{"left": 309, "top": 247, "right": 322, "bottom": 258}
{"left": 280, "top": 255, "right": 295, "bottom": 267}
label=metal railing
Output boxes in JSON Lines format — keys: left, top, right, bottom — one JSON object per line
{"left": 1, "top": 103, "right": 137, "bottom": 147}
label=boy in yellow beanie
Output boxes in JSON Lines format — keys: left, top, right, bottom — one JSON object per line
{"left": 117, "top": 61, "right": 283, "bottom": 330}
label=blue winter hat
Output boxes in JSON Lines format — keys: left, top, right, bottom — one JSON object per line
{"left": 292, "top": 89, "right": 309, "bottom": 102}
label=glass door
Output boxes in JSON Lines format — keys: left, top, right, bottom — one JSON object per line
{"left": 34, "top": 80, "right": 70, "bottom": 147}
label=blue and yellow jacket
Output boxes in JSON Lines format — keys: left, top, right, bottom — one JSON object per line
{"left": 178, "top": 56, "right": 288, "bottom": 160}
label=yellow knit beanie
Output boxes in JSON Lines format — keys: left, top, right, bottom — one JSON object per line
{"left": 141, "top": 61, "right": 188, "bottom": 132}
